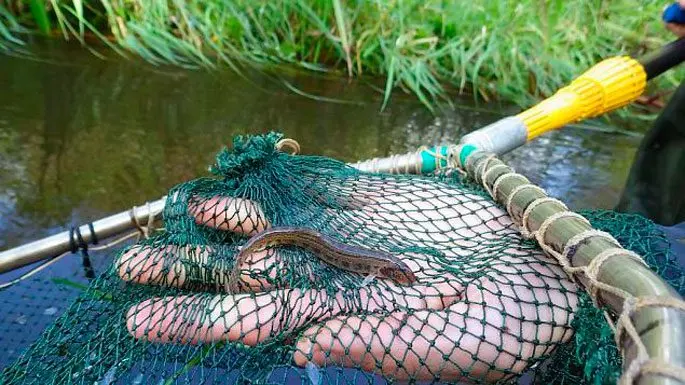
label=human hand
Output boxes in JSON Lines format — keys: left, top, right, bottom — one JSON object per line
{"left": 117, "top": 175, "right": 579, "bottom": 383}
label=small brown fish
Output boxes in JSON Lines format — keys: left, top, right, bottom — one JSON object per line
{"left": 229, "top": 227, "right": 416, "bottom": 292}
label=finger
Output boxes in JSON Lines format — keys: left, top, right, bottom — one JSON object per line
{"left": 117, "top": 243, "right": 284, "bottom": 292}
{"left": 125, "top": 281, "right": 440, "bottom": 346}
{"left": 116, "top": 240, "right": 437, "bottom": 295}
{"left": 126, "top": 289, "right": 345, "bottom": 345}
{"left": 117, "top": 244, "right": 206, "bottom": 287}
{"left": 188, "top": 196, "right": 269, "bottom": 235}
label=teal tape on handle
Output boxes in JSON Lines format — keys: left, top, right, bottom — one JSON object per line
{"left": 459, "top": 144, "right": 478, "bottom": 167}
{"left": 420, "top": 148, "right": 436, "bottom": 173}
{"left": 419, "top": 146, "right": 449, "bottom": 173}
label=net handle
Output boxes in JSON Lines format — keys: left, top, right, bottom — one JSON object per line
{"left": 351, "top": 38, "right": 685, "bottom": 174}
{"left": 453, "top": 145, "right": 685, "bottom": 385}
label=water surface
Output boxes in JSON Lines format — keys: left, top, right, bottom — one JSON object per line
{"left": 0, "top": 43, "right": 644, "bottom": 249}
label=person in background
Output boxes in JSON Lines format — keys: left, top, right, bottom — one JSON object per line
{"left": 663, "top": 0, "right": 685, "bottom": 37}
{"left": 616, "top": 1, "right": 685, "bottom": 260}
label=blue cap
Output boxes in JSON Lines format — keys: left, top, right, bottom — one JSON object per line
{"left": 663, "top": 2, "right": 685, "bottom": 24}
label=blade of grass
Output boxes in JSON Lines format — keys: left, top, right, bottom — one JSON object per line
{"left": 51, "top": 278, "right": 113, "bottom": 301}
{"left": 29, "top": 0, "right": 51, "bottom": 35}
{"left": 381, "top": 55, "right": 396, "bottom": 111}
{"left": 281, "top": 79, "right": 365, "bottom": 105}
{"left": 0, "top": 14, "right": 24, "bottom": 47}
{"left": 332, "top": 0, "right": 353, "bottom": 77}
{"left": 163, "top": 342, "right": 227, "bottom": 385}
{"left": 73, "top": 0, "right": 84, "bottom": 40}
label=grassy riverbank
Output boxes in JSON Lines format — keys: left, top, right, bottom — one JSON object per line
{"left": 0, "top": 1, "right": 680, "bottom": 110}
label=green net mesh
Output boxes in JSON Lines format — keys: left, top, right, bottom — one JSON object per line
{"left": 1, "top": 132, "right": 683, "bottom": 385}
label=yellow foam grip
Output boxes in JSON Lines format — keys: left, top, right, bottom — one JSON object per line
{"left": 517, "top": 57, "right": 647, "bottom": 141}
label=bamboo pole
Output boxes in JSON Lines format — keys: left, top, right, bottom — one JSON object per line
{"left": 454, "top": 146, "right": 685, "bottom": 385}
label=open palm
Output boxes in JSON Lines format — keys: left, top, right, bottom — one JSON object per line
{"left": 117, "top": 173, "right": 579, "bottom": 383}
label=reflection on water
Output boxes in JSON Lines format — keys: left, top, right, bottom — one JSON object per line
{"left": 0, "top": 42, "right": 642, "bottom": 251}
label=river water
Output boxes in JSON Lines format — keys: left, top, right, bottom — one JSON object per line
{"left": 0, "top": 42, "right": 644, "bottom": 368}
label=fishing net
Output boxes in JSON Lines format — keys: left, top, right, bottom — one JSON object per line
{"left": 1, "top": 132, "right": 684, "bottom": 385}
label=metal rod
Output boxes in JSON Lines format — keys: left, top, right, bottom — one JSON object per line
{"left": 459, "top": 148, "right": 685, "bottom": 385}
{"left": 0, "top": 156, "right": 386, "bottom": 274}
{"left": 0, "top": 198, "right": 166, "bottom": 274}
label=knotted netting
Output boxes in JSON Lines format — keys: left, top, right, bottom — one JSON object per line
{"left": 1, "top": 132, "right": 684, "bottom": 384}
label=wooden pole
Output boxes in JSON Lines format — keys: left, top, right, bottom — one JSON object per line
{"left": 455, "top": 146, "right": 685, "bottom": 385}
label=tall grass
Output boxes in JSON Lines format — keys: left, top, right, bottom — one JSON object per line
{"left": 0, "top": 4, "right": 24, "bottom": 51}
{"left": 0, "top": 0, "right": 679, "bottom": 109}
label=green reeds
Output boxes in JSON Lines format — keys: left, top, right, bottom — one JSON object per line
{"left": 29, "top": 0, "right": 50, "bottom": 35}
{"left": 0, "top": 4, "right": 24, "bottom": 51}
{"left": 0, "top": 0, "right": 679, "bottom": 109}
